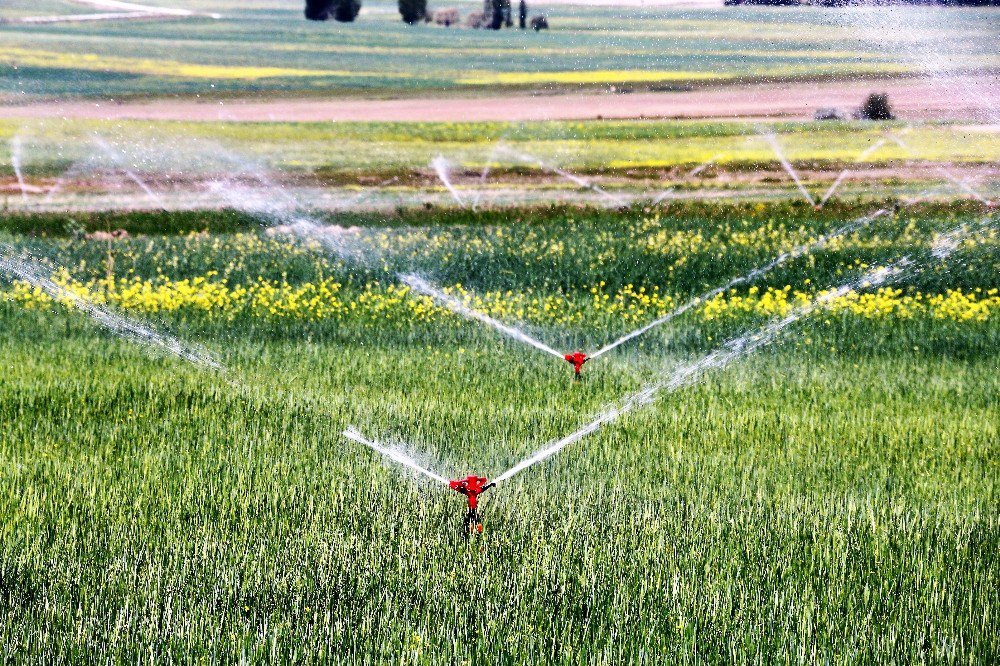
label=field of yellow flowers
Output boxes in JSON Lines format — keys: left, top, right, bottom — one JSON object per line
{"left": 0, "top": 201, "right": 997, "bottom": 663}
{"left": 4, "top": 201, "right": 998, "bottom": 346}
{"left": 8, "top": 272, "right": 999, "bottom": 331}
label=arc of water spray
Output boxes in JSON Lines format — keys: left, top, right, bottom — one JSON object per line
{"left": 496, "top": 146, "right": 623, "bottom": 205}
{"left": 933, "top": 166, "right": 991, "bottom": 206}
{"left": 343, "top": 176, "right": 399, "bottom": 209}
{"left": 207, "top": 174, "right": 372, "bottom": 265}
{"left": 759, "top": 130, "right": 816, "bottom": 206}
{"left": 92, "top": 135, "right": 163, "bottom": 204}
{"left": 43, "top": 158, "right": 95, "bottom": 204}
{"left": 818, "top": 139, "right": 888, "bottom": 208}
{"left": 901, "top": 187, "right": 939, "bottom": 207}
{"left": 431, "top": 155, "right": 466, "bottom": 207}
{"left": 495, "top": 240, "right": 984, "bottom": 484}
{"left": 400, "top": 273, "right": 565, "bottom": 359}
{"left": 206, "top": 167, "right": 562, "bottom": 358}
{"left": 401, "top": 209, "right": 885, "bottom": 365}
{"left": 0, "top": 246, "right": 223, "bottom": 371}
{"left": 205, "top": 156, "right": 888, "bottom": 370}
{"left": 343, "top": 427, "right": 450, "bottom": 485}
{"left": 472, "top": 139, "right": 509, "bottom": 211}
{"left": 890, "top": 134, "right": 994, "bottom": 206}
{"left": 344, "top": 216, "right": 992, "bottom": 488}
{"left": 651, "top": 154, "right": 724, "bottom": 206}
{"left": 818, "top": 171, "right": 851, "bottom": 208}
{"left": 688, "top": 154, "right": 722, "bottom": 178}
{"left": 1, "top": 243, "right": 444, "bottom": 481}
{"left": 650, "top": 188, "right": 675, "bottom": 205}
{"left": 587, "top": 208, "right": 887, "bottom": 360}
{"left": 496, "top": 214, "right": 998, "bottom": 484}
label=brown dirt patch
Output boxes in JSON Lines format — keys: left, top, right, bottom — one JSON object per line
{"left": 2, "top": 76, "right": 999, "bottom": 123}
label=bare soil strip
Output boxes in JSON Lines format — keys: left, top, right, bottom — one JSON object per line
{"left": 2, "top": 76, "right": 998, "bottom": 122}
{"left": 3, "top": 163, "right": 996, "bottom": 213}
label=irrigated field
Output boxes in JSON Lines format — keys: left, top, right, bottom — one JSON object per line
{"left": 4, "top": 118, "right": 1000, "bottom": 216}
{"left": 5, "top": 118, "right": 1000, "bottom": 178}
{"left": 3, "top": 0, "right": 999, "bottom": 661}
{"left": 1, "top": 200, "right": 998, "bottom": 662}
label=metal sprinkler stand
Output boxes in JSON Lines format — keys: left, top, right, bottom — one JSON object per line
{"left": 450, "top": 475, "right": 495, "bottom": 535}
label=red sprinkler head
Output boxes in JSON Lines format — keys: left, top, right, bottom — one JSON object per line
{"left": 450, "top": 475, "right": 494, "bottom": 510}
{"left": 564, "top": 351, "right": 589, "bottom": 378}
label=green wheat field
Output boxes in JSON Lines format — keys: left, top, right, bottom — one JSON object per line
{"left": 1, "top": 199, "right": 998, "bottom": 662}
{"left": 2, "top": 1, "right": 999, "bottom": 663}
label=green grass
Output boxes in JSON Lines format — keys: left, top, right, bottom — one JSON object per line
{"left": 1, "top": 315, "right": 997, "bottom": 663}
{"left": 3, "top": 1, "right": 999, "bottom": 98}
{"left": 0, "top": 200, "right": 998, "bottom": 662}
{"left": 5, "top": 199, "right": 997, "bottom": 291}
{"left": 3, "top": 117, "right": 1000, "bottom": 180}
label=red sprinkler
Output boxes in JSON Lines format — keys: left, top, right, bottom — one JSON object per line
{"left": 450, "top": 475, "right": 495, "bottom": 534}
{"left": 564, "top": 351, "right": 589, "bottom": 379}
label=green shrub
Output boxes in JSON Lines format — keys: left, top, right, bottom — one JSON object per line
{"left": 857, "top": 93, "right": 894, "bottom": 121}
{"left": 399, "top": 0, "right": 427, "bottom": 24}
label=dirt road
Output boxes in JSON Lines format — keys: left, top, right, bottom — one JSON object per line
{"left": 6, "top": 0, "right": 220, "bottom": 24}
{"left": 3, "top": 76, "right": 998, "bottom": 123}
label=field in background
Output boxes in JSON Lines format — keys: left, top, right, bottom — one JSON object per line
{"left": 2, "top": 118, "right": 999, "bottom": 214}
{"left": 5, "top": 118, "right": 1000, "bottom": 175}
{"left": 3, "top": 1, "right": 1000, "bottom": 99}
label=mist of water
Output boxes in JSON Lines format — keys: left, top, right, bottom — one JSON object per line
{"left": 838, "top": 7, "right": 1000, "bottom": 125}
{"left": 688, "top": 154, "right": 722, "bottom": 178}
{"left": 10, "top": 136, "right": 28, "bottom": 202}
{"left": 43, "top": 157, "right": 95, "bottom": 204}
{"left": 890, "top": 135, "right": 993, "bottom": 205}
{"left": 341, "top": 176, "right": 399, "bottom": 209}
{"left": 400, "top": 273, "right": 565, "bottom": 359}
{"left": 0, "top": 245, "right": 224, "bottom": 371}
{"left": 472, "top": 140, "right": 507, "bottom": 211}
{"left": 900, "top": 187, "right": 939, "bottom": 207}
{"left": 819, "top": 170, "right": 851, "bottom": 208}
{"left": 431, "top": 155, "right": 466, "bottom": 207}
{"left": 760, "top": 131, "right": 816, "bottom": 206}
{"left": 819, "top": 139, "right": 889, "bottom": 207}
{"left": 650, "top": 188, "right": 675, "bottom": 205}
{"left": 343, "top": 426, "right": 450, "bottom": 485}
{"left": 930, "top": 217, "right": 994, "bottom": 259}
{"left": 935, "top": 167, "right": 994, "bottom": 206}
{"left": 588, "top": 208, "right": 887, "bottom": 360}
{"left": 497, "top": 146, "right": 623, "bottom": 204}
{"left": 207, "top": 175, "right": 372, "bottom": 265}
{"left": 92, "top": 135, "right": 163, "bottom": 204}
{"left": 650, "top": 154, "right": 724, "bottom": 206}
